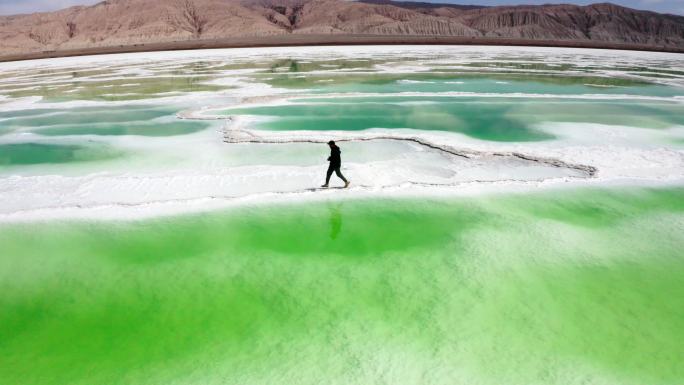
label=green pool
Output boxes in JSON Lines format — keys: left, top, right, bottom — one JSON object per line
{"left": 1, "top": 188, "right": 682, "bottom": 384}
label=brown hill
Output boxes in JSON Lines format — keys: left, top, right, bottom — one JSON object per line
{"left": 0, "top": 0, "right": 682, "bottom": 58}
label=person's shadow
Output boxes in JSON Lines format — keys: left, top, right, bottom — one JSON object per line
{"left": 328, "top": 203, "right": 343, "bottom": 240}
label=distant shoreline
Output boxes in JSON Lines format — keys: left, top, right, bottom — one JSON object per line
{"left": 1, "top": 34, "right": 683, "bottom": 63}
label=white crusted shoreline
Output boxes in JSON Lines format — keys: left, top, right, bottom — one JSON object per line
{"left": 2, "top": 121, "right": 682, "bottom": 222}
{"left": 1, "top": 46, "right": 683, "bottom": 222}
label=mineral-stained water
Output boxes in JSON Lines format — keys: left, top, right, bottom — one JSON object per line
{"left": 1, "top": 189, "right": 683, "bottom": 384}
{"left": 0, "top": 46, "right": 683, "bottom": 384}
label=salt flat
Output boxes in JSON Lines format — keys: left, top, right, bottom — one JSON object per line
{"left": 1, "top": 46, "right": 683, "bottom": 385}
{"left": 1, "top": 46, "right": 683, "bottom": 220}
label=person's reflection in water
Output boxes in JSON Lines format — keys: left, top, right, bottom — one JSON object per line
{"left": 328, "top": 203, "right": 342, "bottom": 240}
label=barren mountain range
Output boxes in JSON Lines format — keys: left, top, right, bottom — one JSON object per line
{"left": 1, "top": 0, "right": 683, "bottom": 59}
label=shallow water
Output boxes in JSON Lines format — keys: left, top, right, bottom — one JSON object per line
{"left": 0, "top": 75, "right": 228, "bottom": 101}
{"left": 0, "top": 46, "right": 683, "bottom": 384}
{"left": 258, "top": 72, "right": 681, "bottom": 97}
{"left": 2, "top": 107, "right": 214, "bottom": 144}
{"left": 0, "top": 142, "right": 121, "bottom": 166}
{"left": 223, "top": 96, "right": 684, "bottom": 141}
{"left": 1, "top": 188, "right": 683, "bottom": 385}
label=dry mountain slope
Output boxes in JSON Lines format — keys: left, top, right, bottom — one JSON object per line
{"left": 0, "top": 0, "right": 682, "bottom": 57}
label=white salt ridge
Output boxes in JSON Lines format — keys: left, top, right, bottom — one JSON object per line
{"left": 397, "top": 80, "right": 437, "bottom": 84}
{"left": 2, "top": 45, "right": 681, "bottom": 85}
{"left": 1, "top": 120, "right": 682, "bottom": 222}
{"left": 1, "top": 46, "right": 683, "bottom": 221}
{"left": 584, "top": 84, "right": 624, "bottom": 88}
{"left": 0, "top": 129, "right": 592, "bottom": 220}
{"left": 205, "top": 92, "right": 684, "bottom": 111}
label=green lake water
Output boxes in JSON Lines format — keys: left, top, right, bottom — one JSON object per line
{"left": 0, "top": 76, "right": 228, "bottom": 101}
{"left": 224, "top": 67, "right": 684, "bottom": 142}
{"left": 1, "top": 188, "right": 683, "bottom": 385}
{"left": 0, "top": 106, "right": 210, "bottom": 137}
{"left": 224, "top": 97, "right": 684, "bottom": 141}
{"left": 1, "top": 47, "right": 684, "bottom": 384}
{"left": 0, "top": 142, "right": 121, "bottom": 166}
{"left": 258, "top": 73, "right": 683, "bottom": 97}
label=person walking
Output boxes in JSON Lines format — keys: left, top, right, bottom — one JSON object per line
{"left": 321, "top": 140, "right": 350, "bottom": 188}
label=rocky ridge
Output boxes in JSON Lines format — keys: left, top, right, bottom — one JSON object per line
{"left": 0, "top": 0, "right": 682, "bottom": 56}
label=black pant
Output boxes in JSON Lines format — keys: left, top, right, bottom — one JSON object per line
{"left": 326, "top": 164, "right": 347, "bottom": 184}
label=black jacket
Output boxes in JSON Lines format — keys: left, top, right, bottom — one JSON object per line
{"left": 328, "top": 146, "right": 341, "bottom": 167}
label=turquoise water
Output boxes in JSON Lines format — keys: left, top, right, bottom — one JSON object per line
{"left": 0, "top": 142, "right": 121, "bottom": 166}
{"left": 227, "top": 64, "right": 684, "bottom": 142}
{"left": 0, "top": 106, "right": 210, "bottom": 137}
{"left": 35, "top": 120, "right": 209, "bottom": 137}
{"left": 259, "top": 73, "right": 683, "bottom": 97}
{"left": 223, "top": 97, "right": 684, "bottom": 141}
